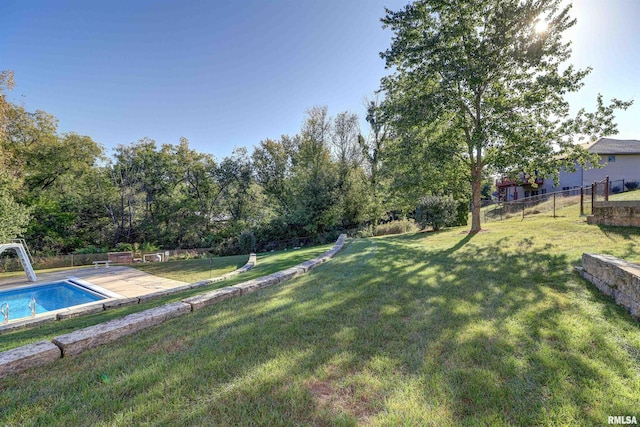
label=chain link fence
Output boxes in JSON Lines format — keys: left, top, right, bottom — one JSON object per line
{"left": 0, "top": 232, "right": 348, "bottom": 273}
{"left": 483, "top": 186, "right": 589, "bottom": 223}
{"left": 484, "top": 175, "right": 640, "bottom": 224}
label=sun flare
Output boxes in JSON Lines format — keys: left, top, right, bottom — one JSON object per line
{"left": 535, "top": 19, "right": 548, "bottom": 34}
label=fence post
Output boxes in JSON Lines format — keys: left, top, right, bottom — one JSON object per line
{"left": 580, "top": 187, "right": 584, "bottom": 216}
{"left": 553, "top": 193, "right": 556, "bottom": 218}
{"left": 605, "top": 176, "right": 609, "bottom": 201}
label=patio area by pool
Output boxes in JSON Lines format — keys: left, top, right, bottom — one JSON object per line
{"left": 0, "top": 266, "right": 188, "bottom": 299}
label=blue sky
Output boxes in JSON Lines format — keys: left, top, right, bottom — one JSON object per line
{"left": 1, "top": 0, "right": 639, "bottom": 159}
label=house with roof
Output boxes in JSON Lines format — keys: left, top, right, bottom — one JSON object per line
{"left": 496, "top": 138, "right": 640, "bottom": 201}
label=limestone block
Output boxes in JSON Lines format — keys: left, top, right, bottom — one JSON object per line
{"left": 582, "top": 252, "right": 640, "bottom": 319}
{"left": 593, "top": 276, "right": 614, "bottom": 297}
{"left": 182, "top": 287, "right": 241, "bottom": 311}
{"left": 614, "top": 289, "right": 635, "bottom": 312}
{"left": 103, "top": 297, "right": 140, "bottom": 309}
{"left": 52, "top": 302, "right": 192, "bottom": 357}
{"left": 296, "top": 260, "right": 317, "bottom": 272}
{"left": 274, "top": 268, "right": 301, "bottom": 282}
{"left": 618, "top": 275, "right": 640, "bottom": 302}
{"left": 261, "top": 274, "right": 283, "bottom": 286}
{"left": 56, "top": 303, "right": 105, "bottom": 320}
{"left": 0, "top": 313, "right": 58, "bottom": 335}
{"left": 0, "top": 340, "right": 61, "bottom": 378}
{"left": 230, "top": 280, "right": 261, "bottom": 295}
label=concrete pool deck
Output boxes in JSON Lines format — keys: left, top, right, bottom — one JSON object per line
{"left": 0, "top": 266, "right": 188, "bottom": 298}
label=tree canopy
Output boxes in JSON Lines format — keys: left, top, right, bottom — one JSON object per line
{"left": 380, "top": 0, "right": 631, "bottom": 232}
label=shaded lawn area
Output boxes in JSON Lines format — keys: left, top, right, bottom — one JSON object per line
{"left": 1, "top": 209, "right": 640, "bottom": 425}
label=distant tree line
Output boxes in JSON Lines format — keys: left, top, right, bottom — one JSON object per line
{"left": 1, "top": 71, "right": 470, "bottom": 255}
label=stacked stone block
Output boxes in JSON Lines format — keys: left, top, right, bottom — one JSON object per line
{"left": 576, "top": 253, "right": 640, "bottom": 318}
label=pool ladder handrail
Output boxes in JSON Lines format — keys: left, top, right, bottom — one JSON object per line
{"left": 1, "top": 302, "right": 8, "bottom": 323}
{"left": 27, "top": 296, "right": 36, "bottom": 317}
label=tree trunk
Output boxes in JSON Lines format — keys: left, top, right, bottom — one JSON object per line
{"left": 470, "top": 163, "right": 482, "bottom": 233}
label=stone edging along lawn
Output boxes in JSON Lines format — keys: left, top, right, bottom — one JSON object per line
{"left": 0, "top": 253, "right": 259, "bottom": 335}
{"left": 0, "top": 234, "right": 347, "bottom": 378}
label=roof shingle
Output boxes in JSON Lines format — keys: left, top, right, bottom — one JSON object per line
{"left": 584, "top": 138, "right": 640, "bottom": 154}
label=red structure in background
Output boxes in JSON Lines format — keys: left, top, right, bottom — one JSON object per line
{"left": 496, "top": 175, "right": 544, "bottom": 202}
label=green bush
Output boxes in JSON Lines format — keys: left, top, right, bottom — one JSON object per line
{"left": 416, "top": 195, "right": 457, "bottom": 231}
{"left": 114, "top": 242, "right": 133, "bottom": 252}
{"left": 374, "top": 219, "right": 420, "bottom": 236}
{"left": 141, "top": 242, "right": 160, "bottom": 253}
{"left": 624, "top": 181, "right": 639, "bottom": 191}
{"left": 453, "top": 199, "right": 469, "bottom": 227}
{"left": 357, "top": 224, "right": 374, "bottom": 238}
{"left": 239, "top": 230, "right": 256, "bottom": 254}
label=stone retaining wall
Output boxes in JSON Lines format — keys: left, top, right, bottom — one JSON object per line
{"left": 575, "top": 253, "right": 640, "bottom": 318}
{"left": 587, "top": 201, "right": 640, "bottom": 227}
{"left": 0, "top": 235, "right": 347, "bottom": 378}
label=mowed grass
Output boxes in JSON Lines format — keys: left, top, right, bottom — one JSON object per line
{"left": 2, "top": 206, "right": 640, "bottom": 425}
{"left": 132, "top": 253, "right": 248, "bottom": 283}
{"left": 0, "top": 244, "right": 333, "bottom": 352}
{"left": 610, "top": 188, "right": 640, "bottom": 201}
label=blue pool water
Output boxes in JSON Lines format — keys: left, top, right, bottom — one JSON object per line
{"left": 0, "top": 281, "right": 106, "bottom": 321}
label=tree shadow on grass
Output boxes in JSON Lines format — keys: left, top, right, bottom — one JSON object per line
{"left": 2, "top": 234, "right": 640, "bottom": 425}
{"left": 597, "top": 224, "right": 640, "bottom": 241}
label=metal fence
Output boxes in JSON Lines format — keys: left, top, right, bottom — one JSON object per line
{"left": 0, "top": 232, "right": 346, "bottom": 273}
{"left": 593, "top": 176, "right": 640, "bottom": 200}
{"left": 483, "top": 175, "right": 640, "bottom": 224}
{"left": 593, "top": 176, "right": 609, "bottom": 203}
{"left": 483, "top": 186, "right": 589, "bottom": 223}
{"left": 0, "top": 249, "right": 216, "bottom": 273}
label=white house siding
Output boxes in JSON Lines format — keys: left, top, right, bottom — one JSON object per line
{"left": 537, "top": 154, "right": 640, "bottom": 194}
{"left": 539, "top": 163, "right": 583, "bottom": 193}
{"left": 583, "top": 154, "right": 640, "bottom": 186}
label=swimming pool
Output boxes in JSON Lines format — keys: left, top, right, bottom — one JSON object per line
{"left": 0, "top": 280, "right": 110, "bottom": 322}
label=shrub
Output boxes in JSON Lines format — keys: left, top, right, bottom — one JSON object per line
{"left": 416, "top": 195, "right": 458, "bottom": 231}
{"left": 141, "top": 242, "right": 160, "bottom": 253}
{"left": 374, "top": 219, "right": 419, "bottom": 236}
{"left": 239, "top": 230, "right": 256, "bottom": 254}
{"left": 114, "top": 242, "right": 133, "bottom": 252}
{"left": 357, "top": 224, "right": 374, "bottom": 238}
{"left": 214, "top": 237, "right": 240, "bottom": 257}
{"left": 625, "top": 181, "right": 639, "bottom": 191}
{"left": 453, "top": 199, "right": 469, "bottom": 226}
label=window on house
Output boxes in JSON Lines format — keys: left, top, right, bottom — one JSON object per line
{"left": 541, "top": 189, "right": 547, "bottom": 195}
{"left": 608, "top": 155, "right": 616, "bottom": 162}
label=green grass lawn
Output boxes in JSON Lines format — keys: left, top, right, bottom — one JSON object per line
{"left": 0, "top": 244, "right": 333, "bottom": 352}
{"left": 132, "top": 253, "right": 248, "bottom": 283}
{"left": 2, "top": 208, "right": 640, "bottom": 425}
{"left": 610, "top": 188, "right": 640, "bottom": 201}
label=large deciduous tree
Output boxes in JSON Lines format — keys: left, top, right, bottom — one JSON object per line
{"left": 380, "top": 0, "right": 631, "bottom": 232}
{"left": 291, "top": 106, "right": 341, "bottom": 235}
